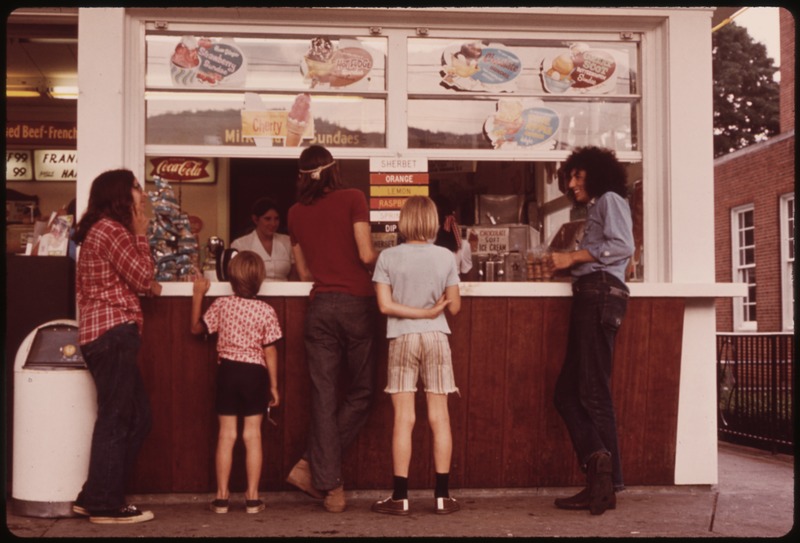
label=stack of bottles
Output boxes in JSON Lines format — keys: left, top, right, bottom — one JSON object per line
{"left": 146, "top": 176, "right": 199, "bottom": 281}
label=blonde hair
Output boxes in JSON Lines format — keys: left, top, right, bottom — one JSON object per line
{"left": 398, "top": 196, "right": 439, "bottom": 242}
{"left": 227, "top": 250, "right": 266, "bottom": 298}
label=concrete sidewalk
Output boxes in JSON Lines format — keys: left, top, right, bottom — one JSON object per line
{"left": 5, "top": 442, "right": 795, "bottom": 539}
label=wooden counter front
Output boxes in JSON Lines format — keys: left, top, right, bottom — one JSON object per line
{"left": 130, "top": 294, "right": 684, "bottom": 493}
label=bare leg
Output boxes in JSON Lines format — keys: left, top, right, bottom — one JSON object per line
{"left": 426, "top": 393, "right": 452, "bottom": 474}
{"left": 242, "top": 414, "right": 264, "bottom": 500}
{"left": 390, "top": 392, "right": 416, "bottom": 477}
{"left": 215, "top": 416, "right": 237, "bottom": 500}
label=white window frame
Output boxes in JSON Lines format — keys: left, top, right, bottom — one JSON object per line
{"left": 731, "top": 204, "right": 757, "bottom": 331}
{"left": 779, "top": 193, "right": 794, "bottom": 331}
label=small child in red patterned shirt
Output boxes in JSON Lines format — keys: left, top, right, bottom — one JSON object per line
{"left": 191, "top": 250, "right": 282, "bottom": 515}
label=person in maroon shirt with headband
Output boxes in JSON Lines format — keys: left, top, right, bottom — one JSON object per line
{"left": 285, "top": 145, "right": 378, "bottom": 513}
{"left": 71, "top": 169, "right": 161, "bottom": 524}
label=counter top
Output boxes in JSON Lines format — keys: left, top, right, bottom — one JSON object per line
{"left": 157, "top": 281, "right": 746, "bottom": 298}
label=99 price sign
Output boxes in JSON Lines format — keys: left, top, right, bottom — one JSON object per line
{"left": 7, "top": 151, "right": 33, "bottom": 181}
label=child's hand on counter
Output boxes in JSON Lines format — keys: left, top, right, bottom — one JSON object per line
{"left": 193, "top": 274, "right": 211, "bottom": 297}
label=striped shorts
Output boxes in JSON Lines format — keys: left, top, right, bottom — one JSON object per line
{"left": 385, "top": 331, "right": 459, "bottom": 395}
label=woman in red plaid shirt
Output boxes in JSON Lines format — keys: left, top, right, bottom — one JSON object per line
{"left": 71, "top": 169, "right": 161, "bottom": 524}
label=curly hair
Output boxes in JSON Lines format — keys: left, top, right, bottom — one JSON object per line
{"left": 73, "top": 169, "right": 137, "bottom": 244}
{"left": 296, "top": 145, "right": 342, "bottom": 205}
{"left": 557, "top": 146, "right": 628, "bottom": 203}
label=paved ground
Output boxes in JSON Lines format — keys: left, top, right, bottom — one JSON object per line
{"left": 4, "top": 442, "right": 795, "bottom": 539}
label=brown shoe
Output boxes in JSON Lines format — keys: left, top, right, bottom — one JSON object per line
{"left": 554, "top": 486, "right": 616, "bottom": 510}
{"left": 435, "top": 496, "right": 460, "bottom": 514}
{"left": 324, "top": 485, "right": 346, "bottom": 513}
{"left": 587, "top": 452, "right": 615, "bottom": 515}
{"left": 286, "top": 459, "right": 325, "bottom": 500}
{"left": 372, "top": 496, "right": 410, "bottom": 516}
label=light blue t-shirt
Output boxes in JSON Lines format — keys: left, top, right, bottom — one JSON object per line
{"left": 372, "top": 242, "right": 460, "bottom": 339}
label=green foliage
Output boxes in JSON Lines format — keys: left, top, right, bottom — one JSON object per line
{"left": 712, "top": 22, "right": 780, "bottom": 158}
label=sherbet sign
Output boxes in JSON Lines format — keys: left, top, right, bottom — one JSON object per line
{"left": 369, "top": 156, "right": 429, "bottom": 235}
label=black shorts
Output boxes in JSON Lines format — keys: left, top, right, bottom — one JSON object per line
{"left": 215, "top": 359, "right": 269, "bottom": 417}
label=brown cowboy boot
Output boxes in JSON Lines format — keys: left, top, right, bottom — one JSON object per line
{"left": 586, "top": 451, "right": 615, "bottom": 515}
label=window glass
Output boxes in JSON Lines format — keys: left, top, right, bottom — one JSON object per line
{"left": 733, "top": 206, "right": 757, "bottom": 329}
{"left": 408, "top": 38, "right": 638, "bottom": 95}
{"left": 146, "top": 35, "right": 386, "bottom": 91}
{"left": 780, "top": 195, "right": 794, "bottom": 330}
{"left": 145, "top": 33, "right": 387, "bottom": 148}
{"left": 408, "top": 98, "right": 636, "bottom": 151}
{"left": 146, "top": 93, "right": 386, "bottom": 147}
{"left": 407, "top": 37, "right": 639, "bottom": 152}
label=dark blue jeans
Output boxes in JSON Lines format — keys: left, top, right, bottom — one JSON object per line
{"left": 303, "top": 293, "right": 378, "bottom": 491}
{"left": 76, "top": 323, "right": 152, "bottom": 510}
{"left": 554, "top": 272, "right": 628, "bottom": 490}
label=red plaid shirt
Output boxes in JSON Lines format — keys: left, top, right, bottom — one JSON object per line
{"left": 76, "top": 218, "right": 155, "bottom": 345}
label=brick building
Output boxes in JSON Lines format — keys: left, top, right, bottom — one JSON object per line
{"left": 714, "top": 8, "right": 795, "bottom": 332}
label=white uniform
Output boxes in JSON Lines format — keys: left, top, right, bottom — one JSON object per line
{"left": 231, "top": 230, "right": 294, "bottom": 281}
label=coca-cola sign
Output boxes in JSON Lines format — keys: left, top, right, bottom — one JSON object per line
{"left": 146, "top": 157, "right": 216, "bottom": 183}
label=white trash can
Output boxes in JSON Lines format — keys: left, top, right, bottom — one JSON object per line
{"left": 11, "top": 320, "right": 97, "bottom": 518}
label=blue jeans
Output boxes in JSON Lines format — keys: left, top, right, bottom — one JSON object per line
{"left": 554, "top": 272, "right": 628, "bottom": 490}
{"left": 303, "top": 293, "right": 378, "bottom": 491}
{"left": 76, "top": 323, "right": 152, "bottom": 510}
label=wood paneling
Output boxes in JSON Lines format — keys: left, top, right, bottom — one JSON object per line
{"left": 131, "top": 296, "right": 684, "bottom": 493}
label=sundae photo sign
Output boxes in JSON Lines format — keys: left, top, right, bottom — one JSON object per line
{"left": 484, "top": 99, "right": 560, "bottom": 149}
{"left": 541, "top": 42, "right": 617, "bottom": 94}
{"left": 301, "top": 37, "right": 373, "bottom": 89}
{"left": 171, "top": 36, "right": 246, "bottom": 88}
{"left": 441, "top": 41, "right": 521, "bottom": 92}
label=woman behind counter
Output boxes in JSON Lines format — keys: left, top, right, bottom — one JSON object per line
{"left": 231, "top": 197, "right": 296, "bottom": 281}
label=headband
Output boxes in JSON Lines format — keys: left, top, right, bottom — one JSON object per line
{"left": 299, "top": 160, "right": 336, "bottom": 180}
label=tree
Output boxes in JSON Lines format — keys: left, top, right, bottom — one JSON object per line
{"left": 712, "top": 22, "right": 780, "bottom": 158}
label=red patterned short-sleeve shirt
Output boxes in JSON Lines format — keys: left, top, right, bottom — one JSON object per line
{"left": 202, "top": 296, "right": 283, "bottom": 365}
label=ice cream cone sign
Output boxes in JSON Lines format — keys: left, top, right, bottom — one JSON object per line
{"left": 240, "top": 93, "right": 314, "bottom": 148}
{"left": 286, "top": 93, "right": 313, "bottom": 147}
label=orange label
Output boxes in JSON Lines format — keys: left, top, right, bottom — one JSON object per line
{"left": 369, "top": 173, "right": 429, "bottom": 185}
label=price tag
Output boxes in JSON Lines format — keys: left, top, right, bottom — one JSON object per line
{"left": 33, "top": 149, "right": 78, "bottom": 181}
{"left": 6, "top": 151, "right": 33, "bottom": 181}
